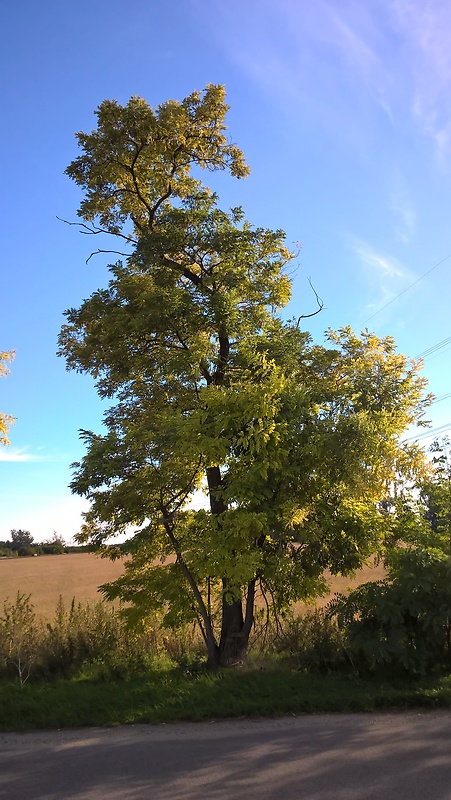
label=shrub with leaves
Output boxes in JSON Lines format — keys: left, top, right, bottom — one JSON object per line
{"left": 0, "top": 594, "right": 43, "bottom": 686}
{"left": 271, "top": 609, "right": 347, "bottom": 671}
{"left": 329, "top": 547, "right": 451, "bottom": 675}
{"left": 44, "top": 597, "right": 127, "bottom": 675}
{"left": 329, "top": 440, "right": 451, "bottom": 676}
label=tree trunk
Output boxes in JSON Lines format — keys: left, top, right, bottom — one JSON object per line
{"left": 206, "top": 633, "right": 220, "bottom": 670}
{"left": 218, "top": 579, "right": 255, "bottom": 667}
{"left": 218, "top": 594, "right": 245, "bottom": 666}
{"left": 206, "top": 465, "right": 256, "bottom": 667}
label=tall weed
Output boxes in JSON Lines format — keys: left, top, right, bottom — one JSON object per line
{"left": 0, "top": 594, "right": 44, "bottom": 686}
{"left": 270, "top": 609, "right": 348, "bottom": 671}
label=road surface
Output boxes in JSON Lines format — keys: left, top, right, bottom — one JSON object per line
{"left": 1, "top": 712, "right": 451, "bottom": 799}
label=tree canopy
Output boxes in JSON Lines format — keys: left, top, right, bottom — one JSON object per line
{"left": 59, "top": 85, "right": 431, "bottom": 667}
{"left": 0, "top": 351, "right": 14, "bottom": 446}
{"left": 10, "top": 529, "right": 34, "bottom": 551}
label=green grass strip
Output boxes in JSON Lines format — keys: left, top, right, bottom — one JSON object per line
{"left": 2, "top": 669, "right": 451, "bottom": 732}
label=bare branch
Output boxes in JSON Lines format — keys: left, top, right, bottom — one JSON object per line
{"left": 56, "top": 217, "right": 137, "bottom": 245}
{"left": 297, "top": 277, "right": 324, "bottom": 324}
{"left": 85, "top": 249, "right": 131, "bottom": 264}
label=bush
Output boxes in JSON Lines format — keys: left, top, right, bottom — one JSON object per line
{"left": 329, "top": 547, "right": 451, "bottom": 675}
{"left": 160, "top": 624, "right": 206, "bottom": 670}
{"left": 17, "top": 546, "right": 38, "bottom": 557}
{"left": 270, "top": 609, "right": 347, "bottom": 671}
{"left": 44, "top": 598, "right": 124, "bottom": 676}
{"left": 0, "top": 594, "right": 44, "bottom": 686}
{"left": 41, "top": 544, "right": 65, "bottom": 555}
{"left": 0, "top": 548, "right": 17, "bottom": 558}
{"left": 0, "top": 591, "right": 210, "bottom": 682}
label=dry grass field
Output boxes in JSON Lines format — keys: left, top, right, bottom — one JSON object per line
{"left": 0, "top": 553, "right": 125, "bottom": 619}
{"left": 0, "top": 552, "right": 386, "bottom": 621}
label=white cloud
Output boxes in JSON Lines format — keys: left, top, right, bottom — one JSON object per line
{"left": 388, "top": 174, "right": 417, "bottom": 243}
{"left": 0, "top": 448, "right": 45, "bottom": 463}
{"left": 204, "top": 0, "right": 451, "bottom": 157}
{"left": 352, "top": 240, "right": 408, "bottom": 280}
{"left": 392, "top": 0, "right": 451, "bottom": 153}
{"left": 0, "top": 447, "right": 70, "bottom": 463}
{"left": 348, "top": 238, "right": 413, "bottom": 325}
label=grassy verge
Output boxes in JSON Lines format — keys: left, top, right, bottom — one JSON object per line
{"left": 2, "top": 667, "right": 451, "bottom": 731}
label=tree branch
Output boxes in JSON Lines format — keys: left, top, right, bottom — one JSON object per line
{"left": 85, "top": 248, "right": 131, "bottom": 264}
{"left": 296, "top": 277, "right": 324, "bottom": 323}
{"left": 57, "top": 217, "right": 136, "bottom": 245}
{"left": 162, "top": 255, "right": 203, "bottom": 288}
{"left": 160, "top": 506, "right": 218, "bottom": 659}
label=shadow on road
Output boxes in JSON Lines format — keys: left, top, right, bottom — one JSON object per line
{"left": 1, "top": 712, "right": 451, "bottom": 800}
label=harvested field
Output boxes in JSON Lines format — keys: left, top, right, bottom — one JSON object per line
{"left": 0, "top": 552, "right": 386, "bottom": 621}
{"left": 294, "top": 560, "right": 387, "bottom": 612}
{"left": 0, "top": 553, "right": 125, "bottom": 619}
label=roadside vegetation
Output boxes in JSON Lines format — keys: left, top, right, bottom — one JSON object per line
{"left": 1, "top": 594, "right": 451, "bottom": 730}
{"left": 57, "top": 85, "right": 431, "bottom": 669}
{"left": 3, "top": 87, "right": 451, "bottom": 729}
{"left": 2, "top": 438, "right": 451, "bottom": 730}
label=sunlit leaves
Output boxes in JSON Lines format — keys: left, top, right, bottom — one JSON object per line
{"left": 0, "top": 351, "right": 14, "bottom": 446}
{"left": 60, "top": 85, "right": 430, "bottom": 662}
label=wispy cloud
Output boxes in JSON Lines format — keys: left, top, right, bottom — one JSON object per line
{"left": 0, "top": 448, "right": 48, "bottom": 463}
{"left": 388, "top": 174, "right": 417, "bottom": 243}
{"left": 324, "top": 0, "right": 451, "bottom": 155}
{"left": 203, "top": 0, "right": 451, "bottom": 157}
{"left": 352, "top": 240, "right": 408, "bottom": 280}
{"left": 199, "top": 0, "right": 387, "bottom": 117}
{"left": 348, "top": 238, "right": 413, "bottom": 324}
{"left": 391, "top": 0, "right": 451, "bottom": 154}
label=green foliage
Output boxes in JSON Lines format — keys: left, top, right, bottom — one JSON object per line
{"left": 0, "top": 547, "right": 17, "bottom": 558}
{"left": 0, "top": 351, "right": 14, "bottom": 446}
{"left": 10, "top": 529, "right": 34, "bottom": 551}
{"left": 17, "top": 546, "right": 38, "bottom": 557}
{"left": 40, "top": 544, "right": 65, "bottom": 555}
{"left": 45, "top": 597, "right": 123, "bottom": 676}
{"left": 329, "top": 440, "right": 451, "bottom": 675}
{"left": 271, "top": 609, "right": 347, "bottom": 672}
{"left": 59, "top": 84, "right": 430, "bottom": 666}
{"left": 0, "top": 594, "right": 43, "bottom": 686}
{"left": 40, "top": 533, "right": 67, "bottom": 555}
{"left": 0, "top": 593, "right": 205, "bottom": 682}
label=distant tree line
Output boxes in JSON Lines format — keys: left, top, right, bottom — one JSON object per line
{"left": 0, "top": 531, "right": 84, "bottom": 558}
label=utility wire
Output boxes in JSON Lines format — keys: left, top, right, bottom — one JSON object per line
{"left": 423, "top": 344, "right": 451, "bottom": 365}
{"left": 432, "top": 392, "right": 451, "bottom": 405}
{"left": 360, "top": 252, "right": 451, "bottom": 326}
{"left": 416, "top": 336, "right": 451, "bottom": 360}
{"left": 405, "top": 422, "right": 451, "bottom": 443}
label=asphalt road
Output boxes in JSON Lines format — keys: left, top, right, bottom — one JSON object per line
{"left": 1, "top": 712, "right": 451, "bottom": 799}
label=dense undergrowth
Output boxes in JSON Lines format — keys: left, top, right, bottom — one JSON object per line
{"left": 1, "top": 591, "right": 451, "bottom": 731}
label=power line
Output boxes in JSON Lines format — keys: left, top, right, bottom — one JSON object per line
{"left": 405, "top": 422, "right": 451, "bottom": 443}
{"left": 432, "top": 392, "right": 451, "bottom": 405}
{"left": 416, "top": 336, "right": 451, "bottom": 360}
{"left": 424, "top": 344, "right": 451, "bottom": 365}
{"left": 360, "top": 252, "right": 451, "bottom": 326}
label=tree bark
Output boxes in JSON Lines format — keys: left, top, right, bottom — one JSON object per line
{"left": 206, "top": 465, "right": 253, "bottom": 666}
{"left": 218, "top": 579, "right": 255, "bottom": 667}
{"left": 218, "top": 593, "right": 246, "bottom": 666}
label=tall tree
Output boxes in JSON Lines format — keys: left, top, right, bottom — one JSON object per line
{"left": 0, "top": 351, "right": 14, "bottom": 446}
{"left": 10, "top": 529, "right": 34, "bottom": 550}
{"left": 59, "top": 85, "right": 430, "bottom": 666}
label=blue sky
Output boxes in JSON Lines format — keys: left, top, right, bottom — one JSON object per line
{"left": 1, "top": 0, "right": 451, "bottom": 542}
